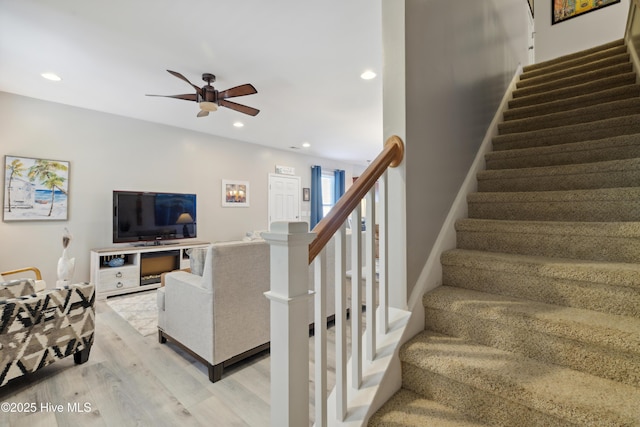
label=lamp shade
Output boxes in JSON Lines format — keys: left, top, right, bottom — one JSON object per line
{"left": 176, "top": 212, "right": 194, "bottom": 224}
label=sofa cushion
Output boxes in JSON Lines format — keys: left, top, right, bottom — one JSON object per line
{"left": 0, "top": 279, "right": 36, "bottom": 301}
{"left": 157, "top": 287, "right": 165, "bottom": 311}
{"left": 187, "top": 247, "right": 208, "bottom": 276}
{"left": 243, "top": 230, "right": 266, "bottom": 241}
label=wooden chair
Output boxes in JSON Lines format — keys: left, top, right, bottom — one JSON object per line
{"left": 1, "top": 266, "right": 45, "bottom": 292}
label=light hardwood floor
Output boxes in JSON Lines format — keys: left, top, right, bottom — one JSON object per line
{"left": 0, "top": 294, "right": 345, "bottom": 426}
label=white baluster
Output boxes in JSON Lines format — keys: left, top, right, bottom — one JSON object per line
{"left": 314, "top": 249, "right": 328, "bottom": 427}
{"left": 378, "top": 171, "right": 389, "bottom": 333}
{"left": 335, "top": 224, "right": 348, "bottom": 420}
{"left": 351, "top": 207, "right": 363, "bottom": 389}
{"left": 365, "top": 188, "right": 376, "bottom": 361}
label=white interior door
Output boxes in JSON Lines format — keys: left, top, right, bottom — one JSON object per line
{"left": 268, "top": 174, "right": 301, "bottom": 229}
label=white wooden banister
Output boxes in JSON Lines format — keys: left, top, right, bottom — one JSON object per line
{"left": 266, "top": 136, "right": 404, "bottom": 426}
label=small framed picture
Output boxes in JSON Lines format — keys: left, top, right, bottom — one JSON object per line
{"left": 303, "top": 187, "right": 310, "bottom": 202}
{"left": 222, "top": 179, "right": 250, "bottom": 207}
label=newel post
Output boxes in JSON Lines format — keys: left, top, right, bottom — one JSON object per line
{"left": 263, "top": 222, "right": 316, "bottom": 427}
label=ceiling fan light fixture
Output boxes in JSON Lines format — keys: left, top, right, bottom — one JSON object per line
{"left": 199, "top": 101, "right": 218, "bottom": 112}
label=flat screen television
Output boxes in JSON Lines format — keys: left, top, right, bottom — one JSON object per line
{"left": 113, "top": 191, "right": 197, "bottom": 244}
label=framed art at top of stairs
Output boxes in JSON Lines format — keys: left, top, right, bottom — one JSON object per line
{"left": 3, "top": 155, "right": 70, "bottom": 221}
{"left": 552, "top": 0, "right": 621, "bottom": 25}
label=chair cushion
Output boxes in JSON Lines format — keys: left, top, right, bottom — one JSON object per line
{"left": 0, "top": 279, "right": 36, "bottom": 300}
{"left": 157, "top": 287, "right": 165, "bottom": 311}
{"left": 187, "top": 247, "right": 208, "bottom": 276}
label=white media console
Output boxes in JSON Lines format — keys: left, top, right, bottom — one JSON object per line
{"left": 90, "top": 241, "right": 209, "bottom": 299}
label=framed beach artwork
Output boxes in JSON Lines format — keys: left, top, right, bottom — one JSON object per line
{"left": 222, "top": 179, "right": 250, "bottom": 207}
{"left": 552, "top": 0, "right": 620, "bottom": 25}
{"left": 3, "top": 155, "right": 70, "bottom": 221}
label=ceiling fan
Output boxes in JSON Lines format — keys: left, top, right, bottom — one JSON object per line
{"left": 147, "top": 70, "right": 259, "bottom": 117}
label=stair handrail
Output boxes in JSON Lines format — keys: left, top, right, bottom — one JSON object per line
{"left": 309, "top": 135, "right": 405, "bottom": 264}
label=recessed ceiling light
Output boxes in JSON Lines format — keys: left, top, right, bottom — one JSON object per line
{"left": 233, "top": 121, "right": 244, "bottom": 128}
{"left": 360, "top": 70, "right": 376, "bottom": 80}
{"left": 41, "top": 72, "right": 62, "bottom": 82}
{"left": 302, "top": 142, "right": 311, "bottom": 148}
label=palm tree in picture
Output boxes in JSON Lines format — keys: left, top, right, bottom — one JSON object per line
{"left": 5, "top": 158, "right": 27, "bottom": 213}
{"left": 28, "top": 160, "right": 68, "bottom": 217}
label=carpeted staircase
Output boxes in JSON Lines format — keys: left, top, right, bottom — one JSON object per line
{"left": 369, "top": 39, "right": 640, "bottom": 426}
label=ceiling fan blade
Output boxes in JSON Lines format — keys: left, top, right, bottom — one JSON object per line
{"left": 218, "top": 99, "right": 260, "bottom": 116}
{"left": 217, "top": 84, "right": 258, "bottom": 100}
{"left": 146, "top": 93, "right": 198, "bottom": 101}
{"left": 197, "top": 110, "right": 209, "bottom": 118}
{"left": 166, "top": 70, "right": 203, "bottom": 97}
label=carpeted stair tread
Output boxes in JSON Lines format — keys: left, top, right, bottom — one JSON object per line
{"left": 476, "top": 158, "right": 640, "bottom": 192}
{"left": 516, "top": 52, "right": 630, "bottom": 90}
{"left": 492, "top": 114, "right": 640, "bottom": 151}
{"left": 441, "top": 249, "right": 640, "bottom": 317}
{"left": 455, "top": 218, "right": 640, "bottom": 263}
{"left": 498, "top": 97, "right": 640, "bottom": 135}
{"left": 400, "top": 330, "right": 640, "bottom": 426}
{"left": 508, "top": 72, "right": 637, "bottom": 109}
{"left": 512, "top": 62, "right": 633, "bottom": 99}
{"left": 422, "top": 286, "right": 640, "bottom": 386}
{"left": 485, "top": 133, "right": 640, "bottom": 170}
{"left": 467, "top": 187, "right": 640, "bottom": 222}
{"left": 504, "top": 83, "right": 640, "bottom": 122}
{"left": 520, "top": 43, "right": 628, "bottom": 80}
{"left": 368, "top": 389, "right": 490, "bottom": 427}
{"left": 522, "top": 38, "right": 624, "bottom": 73}
{"left": 423, "top": 286, "right": 640, "bottom": 358}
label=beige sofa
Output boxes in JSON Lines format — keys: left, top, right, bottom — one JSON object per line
{"left": 157, "top": 240, "right": 270, "bottom": 382}
{"left": 156, "top": 233, "right": 353, "bottom": 382}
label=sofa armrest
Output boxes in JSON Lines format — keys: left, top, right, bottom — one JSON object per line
{"left": 160, "top": 268, "right": 191, "bottom": 287}
{"left": 162, "top": 271, "right": 214, "bottom": 363}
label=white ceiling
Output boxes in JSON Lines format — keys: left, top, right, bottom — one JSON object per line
{"left": 0, "top": 0, "right": 383, "bottom": 166}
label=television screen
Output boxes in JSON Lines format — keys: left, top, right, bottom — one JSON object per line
{"left": 113, "top": 191, "right": 197, "bottom": 243}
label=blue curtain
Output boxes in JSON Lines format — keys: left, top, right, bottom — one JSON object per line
{"left": 310, "top": 165, "right": 323, "bottom": 230}
{"left": 333, "top": 169, "right": 345, "bottom": 203}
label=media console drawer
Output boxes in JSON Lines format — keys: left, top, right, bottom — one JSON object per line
{"left": 90, "top": 241, "right": 209, "bottom": 299}
{"left": 99, "top": 267, "right": 138, "bottom": 292}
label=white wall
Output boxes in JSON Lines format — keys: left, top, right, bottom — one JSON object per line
{"left": 383, "top": 0, "right": 530, "bottom": 298}
{"left": 0, "top": 92, "right": 354, "bottom": 285}
{"left": 534, "top": 0, "right": 629, "bottom": 62}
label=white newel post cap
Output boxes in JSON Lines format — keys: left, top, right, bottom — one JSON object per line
{"left": 262, "top": 222, "right": 316, "bottom": 299}
{"left": 261, "top": 221, "right": 315, "bottom": 245}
